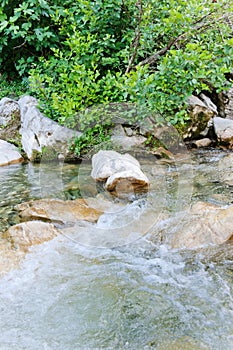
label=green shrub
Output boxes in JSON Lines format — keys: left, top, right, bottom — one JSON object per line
{"left": 0, "top": 73, "right": 27, "bottom": 99}
{"left": 1, "top": 0, "right": 232, "bottom": 156}
{"left": 71, "top": 124, "right": 112, "bottom": 158}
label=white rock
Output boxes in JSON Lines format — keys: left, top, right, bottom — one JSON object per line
{"left": 213, "top": 117, "right": 233, "bottom": 148}
{"left": 91, "top": 150, "right": 149, "bottom": 197}
{"left": 91, "top": 150, "right": 141, "bottom": 181}
{"left": 200, "top": 93, "right": 218, "bottom": 114}
{"left": 18, "top": 95, "right": 81, "bottom": 160}
{"left": 0, "top": 140, "right": 23, "bottom": 167}
{"left": 0, "top": 97, "right": 20, "bottom": 126}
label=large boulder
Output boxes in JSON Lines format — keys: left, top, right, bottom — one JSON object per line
{"left": 110, "top": 124, "right": 146, "bottom": 150}
{"left": 165, "top": 202, "right": 233, "bottom": 249}
{"left": 91, "top": 150, "right": 149, "bottom": 197}
{"left": 0, "top": 139, "right": 23, "bottom": 166}
{"left": 18, "top": 95, "right": 81, "bottom": 161}
{"left": 4, "top": 221, "right": 60, "bottom": 252}
{"left": 184, "top": 94, "right": 217, "bottom": 139}
{"left": 0, "top": 97, "right": 21, "bottom": 143}
{"left": 16, "top": 198, "right": 103, "bottom": 224}
{"left": 213, "top": 116, "right": 233, "bottom": 148}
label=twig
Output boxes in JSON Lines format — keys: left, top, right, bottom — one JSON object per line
{"left": 13, "top": 41, "right": 26, "bottom": 50}
{"left": 136, "top": 12, "right": 232, "bottom": 68}
{"left": 125, "top": 0, "right": 143, "bottom": 74}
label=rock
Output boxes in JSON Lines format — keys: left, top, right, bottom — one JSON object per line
{"left": 218, "top": 153, "right": 233, "bottom": 186}
{"left": 0, "top": 238, "right": 25, "bottom": 276}
{"left": 91, "top": 150, "right": 141, "bottom": 180}
{"left": 150, "top": 146, "right": 174, "bottom": 159}
{"left": 200, "top": 93, "right": 218, "bottom": 114}
{"left": 213, "top": 116, "right": 233, "bottom": 148}
{"left": 4, "top": 221, "right": 60, "bottom": 252}
{"left": 18, "top": 95, "right": 81, "bottom": 161}
{"left": 91, "top": 150, "right": 149, "bottom": 197}
{"left": 156, "top": 336, "right": 209, "bottom": 350}
{"left": 192, "top": 138, "right": 212, "bottom": 148}
{"left": 0, "top": 97, "right": 21, "bottom": 143}
{"left": 110, "top": 124, "right": 146, "bottom": 150}
{"left": 184, "top": 95, "right": 216, "bottom": 139}
{"left": 105, "top": 169, "right": 149, "bottom": 196}
{"left": 16, "top": 198, "right": 103, "bottom": 224}
{"left": 225, "top": 87, "right": 233, "bottom": 120}
{"left": 145, "top": 122, "right": 185, "bottom": 153}
{"left": 0, "top": 140, "right": 23, "bottom": 166}
{"left": 0, "top": 97, "right": 20, "bottom": 126}
{"left": 167, "top": 202, "right": 233, "bottom": 249}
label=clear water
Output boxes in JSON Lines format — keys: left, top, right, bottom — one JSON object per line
{"left": 0, "top": 150, "right": 233, "bottom": 350}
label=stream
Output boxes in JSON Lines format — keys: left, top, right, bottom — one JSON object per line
{"left": 0, "top": 150, "right": 233, "bottom": 350}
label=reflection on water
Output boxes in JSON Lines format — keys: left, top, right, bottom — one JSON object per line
{"left": 0, "top": 150, "right": 232, "bottom": 349}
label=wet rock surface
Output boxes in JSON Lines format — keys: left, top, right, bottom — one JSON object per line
{"left": 213, "top": 116, "right": 233, "bottom": 148}
{"left": 218, "top": 153, "right": 233, "bottom": 186}
{"left": 91, "top": 150, "right": 150, "bottom": 197}
{"left": 0, "top": 149, "right": 233, "bottom": 277}
{"left": 0, "top": 140, "right": 23, "bottom": 166}
{"left": 165, "top": 202, "right": 233, "bottom": 249}
{"left": 16, "top": 198, "right": 103, "bottom": 224}
{"left": 4, "top": 221, "right": 60, "bottom": 252}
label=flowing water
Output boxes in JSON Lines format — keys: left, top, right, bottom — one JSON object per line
{"left": 0, "top": 150, "right": 233, "bottom": 350}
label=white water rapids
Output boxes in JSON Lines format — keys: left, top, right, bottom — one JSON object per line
{"left": 0, "top": 150, "right": 232, "bottom": 349}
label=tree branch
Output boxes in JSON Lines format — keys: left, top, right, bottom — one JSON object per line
{"left": 13, "top": 41, "right": 26, "bottom": 50}
{"left": 125, "top": 0, "right": 143, "bottom": 74}
{"left": 136, "top": 12, "right": 232, "bottom": 68}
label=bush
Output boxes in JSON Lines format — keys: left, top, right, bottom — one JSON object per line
{"left": 1, "top": 0, "right": 232, "bottom": 141}
{"left": 0, "top": 73, "right": 27, "bottom": 99}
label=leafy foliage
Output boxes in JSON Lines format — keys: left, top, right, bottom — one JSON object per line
{"left": 0, "top": 0, "right": 233, "bottom": 151}
{"left": 71, "top": 124, "right": 112, "bottom": 158}
{"left": 0, "top": 73, "right": 27, "bottom": 99}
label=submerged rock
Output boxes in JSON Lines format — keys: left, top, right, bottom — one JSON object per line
{"left": 0, "top": 237, "right": 25, "bottom": 276}
{"left": 4, "top": 221, "right": 60, "bottom": 252}
{"left": 16, "top": 198, "right": 103, "bottom": 224}
{"left": 218, "top": 153, "right": 233, "bottom": 186}
{"left": 0, "top": 139, "right": 23, "bottom": 166}
{"left": 155, "top": 335, "right": 209, "bottom": 350}
{"left": 167, "top": 202, "right": 233, "bottom": 249}
{"left": 91, "top": 150, "right": 149, "bottom": 197}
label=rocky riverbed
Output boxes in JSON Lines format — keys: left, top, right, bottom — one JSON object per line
{"left": 0, "top": 149, "right": 233, "bottom": 349}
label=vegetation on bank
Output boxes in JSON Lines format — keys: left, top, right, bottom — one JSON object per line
{"left": 0, "top": 0, "right": 233, "bottom": 152}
